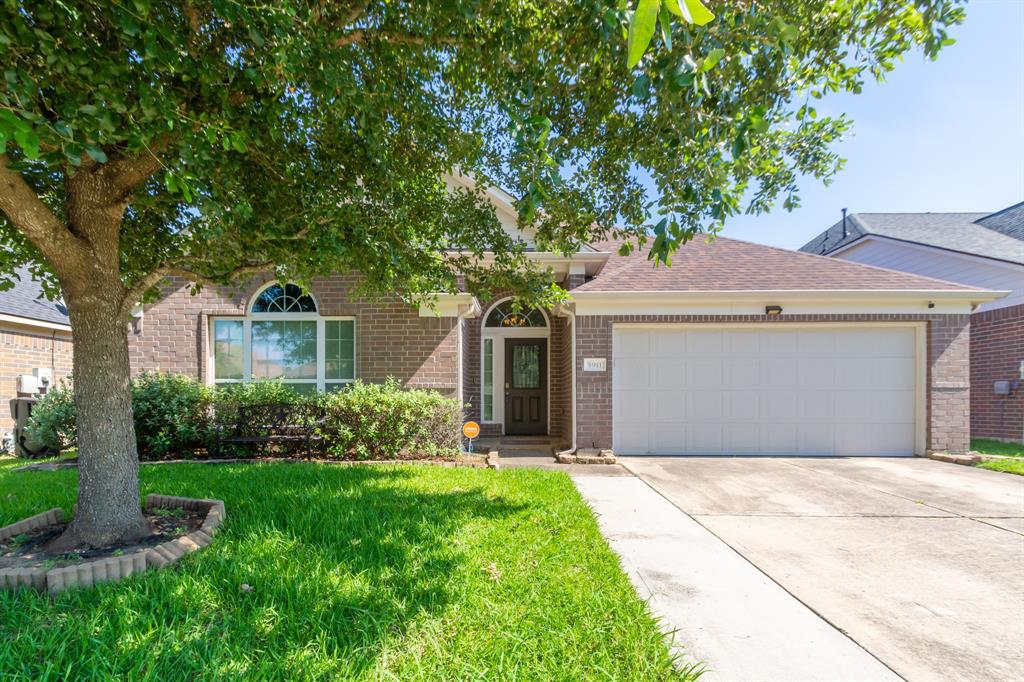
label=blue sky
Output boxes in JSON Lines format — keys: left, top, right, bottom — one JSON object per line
{"left": 697, "top": 0, "right": 1024, "bottom": 250}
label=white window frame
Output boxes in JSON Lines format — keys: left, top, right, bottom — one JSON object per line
{"left": 208, "top": 283, "right": 357, "bottom": 391}
{"left": 479, "top": 297, "right": 551, "bottom": 429}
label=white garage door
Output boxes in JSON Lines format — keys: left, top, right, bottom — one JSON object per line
{"left": 613, "top": 326, "right": 918, "bottom": 456}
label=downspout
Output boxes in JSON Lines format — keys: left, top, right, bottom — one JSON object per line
{"left": 455, "top": 299, "right": 481, "bottom": 409}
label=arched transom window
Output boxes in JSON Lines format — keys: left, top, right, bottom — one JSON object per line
{"left": 484, "top": 300, "right": 548, "bottom": 328}
{"left": 210, "top": 282, "right": 355, "bottom": 394}
{"left": 251, "top": 283, "right": 317, "bottom": 313}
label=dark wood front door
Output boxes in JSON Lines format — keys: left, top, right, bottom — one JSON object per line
{"left": 504, "top": 338, "right": 547, "bottom": 435}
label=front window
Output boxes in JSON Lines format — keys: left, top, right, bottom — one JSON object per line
{"left": 210, "top": 283, "right": 355, "bottom": 393}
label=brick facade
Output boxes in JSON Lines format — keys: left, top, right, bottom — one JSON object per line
{"left": 128, "top": 274, "right": 459, "bottom": 394}
{"left": 970, "top": 304, "right": 1024, "bottom": 442}
{"left": 575, "top": 313, "right": 972, "bottom": 455}
{"left": 0, "top": 323, "right": 73, "bottom": 433}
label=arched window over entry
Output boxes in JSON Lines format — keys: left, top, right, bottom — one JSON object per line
{"left": 484, "top": 300, "right": 548, "bottom": 328}
{"left": 210, "top": 282, "right": 354, "bottom": 393}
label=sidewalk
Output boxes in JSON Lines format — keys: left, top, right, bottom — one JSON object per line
{"left": 573, "top": 475, "right": 900, "bottom": 682}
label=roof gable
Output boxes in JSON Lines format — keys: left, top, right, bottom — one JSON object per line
{"left": 800, "top": 207, "right": 1024, "bottom": 265}
{"left": 578, "top": 236, "right": 982, "bottom": 294}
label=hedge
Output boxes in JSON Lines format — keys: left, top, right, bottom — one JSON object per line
{"left": 26, "top": 373, "right": 463, "bottom": 461}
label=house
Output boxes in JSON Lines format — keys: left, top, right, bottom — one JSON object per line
{"left": 126, "top": 184, "right": 1004, "bottom": 457}
{"left": 0, "top": 266, "right": 73, "bottom": 434}
{"left": 801, "top": 202, "right": 1024, "bottom": 443}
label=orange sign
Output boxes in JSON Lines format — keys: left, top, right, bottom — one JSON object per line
{"left": 462, "top": 421, "right": 481, "bottom": 439}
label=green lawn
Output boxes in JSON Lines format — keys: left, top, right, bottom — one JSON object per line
{"left": 0, "top": 457, "right": 695, "bottom": 680}
{"left": 970, "top": 439, "right": 1024, "bottom": 476}
{"left": 971, "top": 439, "right": 1024, "bottom": 457}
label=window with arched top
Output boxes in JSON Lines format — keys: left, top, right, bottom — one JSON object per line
{"left": 210, "top": 282, "right": 354, "bottom": 394}
{"left": 484, "top": 300, "right": 547, "bottom": 328}
{"left": 250, "top": 283, "right": 318, "bottom": 313}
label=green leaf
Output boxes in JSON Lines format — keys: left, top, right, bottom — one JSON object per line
{"left": 632, "top": 74, "right": 651, "bottom": 99}
{"left": 663, "top": 0, "right": 683, "bottom": 18}
{"left": 230, "top": 133, "right": 248, "bottom": 153}
{"left": 627, "top": 0, "right": 661, "bottom": 68}
{"left": 14, "top": 128, "right": 40, "bottom": 159}
{"left": 701, "top": 48, "right": 725, "bottom": 71}
{"left": 658, "top": 6, "right": 672, "bottom": 51}
{"left": 164, "top": 171, "right": 177, "bottom": 193}
{"left": 0, "top": 130, "right": 7, "bottom": 154}
{"left": 680, "top": 0, "right": 715, "bottom": 25}
{"left": 85, "top": 145, "right": 108, "bottom": 163}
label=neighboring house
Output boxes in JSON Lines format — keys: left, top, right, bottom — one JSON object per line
{"left": 126, "top": 183, "right": 1002, "bottom": 457}
{"left": 0, "top": 266, "right": 73, "bottom": 434}
{"left": 801, "top": 202, "right": 1024, "bottom": 443}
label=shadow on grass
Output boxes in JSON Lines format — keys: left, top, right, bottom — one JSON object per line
{"left": 0, "top": 463, "right": 525, "bottom": 679}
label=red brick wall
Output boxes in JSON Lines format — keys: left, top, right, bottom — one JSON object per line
{"left": 0, "top": 324, "right": 74, "bottom": 433}
{"left": 970, "top": 304, "right": 1024, "bottom": 442}
{"left": 575, "top": 314, "right": 971, "bottom": 454}
{"left": 128, "top": 274, "right": 459, "bottom": 394}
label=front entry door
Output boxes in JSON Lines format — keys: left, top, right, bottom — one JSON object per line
{"left": 504, "top": 338, "right": 547, "bottom": 435}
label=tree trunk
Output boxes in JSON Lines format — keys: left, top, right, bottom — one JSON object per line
{"left": 47, "top": 285, "right": 151, "bottom": 551}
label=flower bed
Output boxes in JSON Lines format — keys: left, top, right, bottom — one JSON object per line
{"left": 0, "top": 495, "right": 225, "bottom": 594}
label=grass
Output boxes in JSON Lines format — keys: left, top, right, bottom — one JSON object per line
{"left": 971, "top": 438, "right": 1024, "bottom": 457}
{"left": 0, "top": 457, "right": 695, "bottom": 681}
{"left": 970, "top": 439, "right": 1024, "bottom": 476}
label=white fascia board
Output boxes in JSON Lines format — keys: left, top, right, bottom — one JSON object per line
{"left": 0, "top": 313, "right": 72, "bottom": 332}
{"left": 571, "top": 289, "right": 1008, "bottom": 316}
{"left": 418, "top": 293, "right": 480, "bottom": 318}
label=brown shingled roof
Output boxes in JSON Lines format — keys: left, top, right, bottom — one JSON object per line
{"left": 578, "top": 236, "right": 982, "bottom": 293}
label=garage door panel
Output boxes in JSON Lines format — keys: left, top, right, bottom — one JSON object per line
{"left": 724, "top": 393, "right": 759, "bottom": 421}
{"left": 761, "top": 424, "right": 798, "bottom": 453}
{"left": 616, "top": 391, "right": 652, "bottom": 421}
{"left": 651, "top": 330, "right": 689, "bottom": 357}
{"left": 651, "top": 391, "right": 687, "bottom": 421}
{"left": 687, "top": 424, "right": 724, "bottom": 453}
{"left": 687, "top": 330, "right": 724, "bottom": 355}
{"left": 797, "top": 392, "right": 834, "bottom": 421}
{"left": 686, "top": 392, "right": 724, "bottom": 422}
{"left": 613, "top": 326, "right": 917, "bottom": 456}
{"left": 759, "top": 330, "right": 798, "bottom": 355}
{"left": 725, "top": 358, "right": 760, "bottom": 388}
{"left": 686, "top": 359, "right": 723, "bottom": 388}
{"left": 797, "top": 424, "right": 835, "bottom": 453}
{"left": 797, "top": 330, "right": 837, "bottom": 355}
{"left": 797, "top": 358, "right": 836, "bottom": 388}
{"left": 652, "top": 359, "right": 686, "bottom": 388}
{"left": 761, "top": 392, "right": 798, "bottom": 421}
{"left": 616, "top": 329, "right": 650, "bottom": 356}
{"left": 615, "top": 358, "right": 651, "bottom": 389}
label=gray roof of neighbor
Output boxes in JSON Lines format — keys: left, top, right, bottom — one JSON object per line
{"left": 976, "top": 201, "right": 1024, "bottom": 241}
{"left": 799, "top": 205, "right": 1024, "bottom": 265}
{"left": 0, "top": 266, "right": 69, "bottom": 326}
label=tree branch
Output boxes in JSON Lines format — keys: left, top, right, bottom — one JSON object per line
{"left": 333, "top": 30, "right": 460, "bottom": 47}
{"left": 0, "top": 154, "right": 89, "bottom": 267}
{"left": 121, "top": 261, "right": 275, "bottom": 317}
{"left": 98, "top": 136, "right": 174, "bottom": 197}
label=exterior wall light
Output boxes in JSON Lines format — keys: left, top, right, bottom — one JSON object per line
{"left": 765, "top": 305, "right": 783, "bottom": 316}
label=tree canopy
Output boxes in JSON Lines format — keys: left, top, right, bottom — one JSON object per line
{"left": 1, "top": 0, "right": 964, "bottom": 307}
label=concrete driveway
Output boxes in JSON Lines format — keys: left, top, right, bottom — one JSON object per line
{"left": 623, "top": 456, "right": 1024, "bottom": 682}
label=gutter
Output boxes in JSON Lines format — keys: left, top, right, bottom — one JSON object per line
{"left": 570, "top": 289, "right": 1010, "bottom": 306}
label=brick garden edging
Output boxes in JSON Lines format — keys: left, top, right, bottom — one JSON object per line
{"left": 0, "top": 494, "right": 225, "bottom": 595}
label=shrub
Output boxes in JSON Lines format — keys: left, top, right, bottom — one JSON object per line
{"left": 131, "top": 371, "right": 214, "bottom": 458}
{"left": 318, "top": 379, "right": 462, "bottom": 460}
{"left": 25, "top": 380, "right": 76, "bottom": 452}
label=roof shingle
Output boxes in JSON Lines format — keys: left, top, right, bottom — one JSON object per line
{"left": 799, "top": 208, "right": 1024, "bottom": 264}
{"left": 0, "top": 266, "right": 69, "bottom": 326}
{"left": 579, "top": 236, "right": 981, "bottom": 293}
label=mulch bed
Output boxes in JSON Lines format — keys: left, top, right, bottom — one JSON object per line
{"left": 0, "top": 508, "right": 204, "bottom": 570}
{"left": 13, "top": 452, "right": 489, "bottom": 472}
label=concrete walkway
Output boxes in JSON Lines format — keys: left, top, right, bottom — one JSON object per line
{"left": 574, "top": 475, "right": 900, "bottom": 681}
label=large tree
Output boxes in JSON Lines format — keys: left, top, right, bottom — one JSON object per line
{"left": 0, "top": 0, "right": 962, "bottom": 548}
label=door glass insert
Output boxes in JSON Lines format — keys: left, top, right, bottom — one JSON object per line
{"left": 512, "top": 344, "right": 540, "bottom": 389}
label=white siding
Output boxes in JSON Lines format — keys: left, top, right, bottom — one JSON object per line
{"left": 836, "top": 239, "right": 1024, "bottom": 311}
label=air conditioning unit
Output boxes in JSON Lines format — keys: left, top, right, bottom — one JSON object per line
{"left": 16, "top": 374, "right": 39, "bottom": 396}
